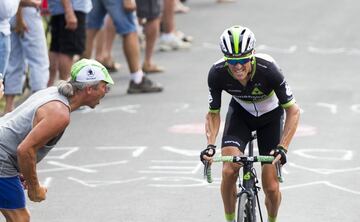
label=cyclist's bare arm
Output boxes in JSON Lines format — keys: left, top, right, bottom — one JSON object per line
{"left": 17, "top": 101, "right": 70, "bottom": 202}
{"left": 279, "top": 103, "right": 300, "bottom": 151}
{"left": 205, "top": 111, "right": 221, "bottom": 145}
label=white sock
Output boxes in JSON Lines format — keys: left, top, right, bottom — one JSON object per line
{"left": 130, "top": 70, "right": 144, "bottom": 84}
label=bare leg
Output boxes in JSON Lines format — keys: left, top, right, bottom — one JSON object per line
{"left": 4, "top": 95, "right": 16, "bottom": 114}
{"left": 58, "top": 53, "right": 73, "bottom": 81}
{"left": 48, "top": 51, "right": 59, "bottom": 86}
{"left": 162, "top": 0, "right": 176, "bottom": 34}
{"left": 122, "top": 32, "right": 141, "bottom": 73}
{"left": 221, "top": 146, "right": 242, "bottom": 216}
{"left": 262, "top": 164, "right": 281, "bottom": 218}
{"left": 1, "top": 208, "right": 31, "bottom": 222}
{"left": 82, "top": 29, "right": 99, "bottom": 59}
{"left": 95, "top": 16, "right": 116, "bottom": 65}
{"left": 143, "top": 17, "right": 160, "bottom": 67}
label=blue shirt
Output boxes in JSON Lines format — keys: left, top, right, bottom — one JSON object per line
{"left": 48, "top": 0, "right": 92, "bottom": 15}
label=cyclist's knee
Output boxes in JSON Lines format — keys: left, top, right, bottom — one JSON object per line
{"left": 222, "top": 163, "right": 240, "bottom": 181}
{"left": 263, "top": 181, "right": 279, "bottom": 195}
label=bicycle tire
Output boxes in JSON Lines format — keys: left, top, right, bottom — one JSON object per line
{"left": 237, "top": 193, "right": 255, "bottom": 222}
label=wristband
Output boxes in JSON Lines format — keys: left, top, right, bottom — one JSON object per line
{"left": 277, "top": 145, "right": 287, "bottom": 153}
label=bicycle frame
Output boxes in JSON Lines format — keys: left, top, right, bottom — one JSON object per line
{"left": 204, "top": 133, "right": 283, "bottom": 222}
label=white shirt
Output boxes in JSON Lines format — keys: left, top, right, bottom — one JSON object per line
{"left": 0, "top": 0, "right": 21, "bottom": 35}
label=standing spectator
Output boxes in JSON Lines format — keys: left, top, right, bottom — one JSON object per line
{"left": 0, "top": 59, "right": 113, "bottom": 222}
{"left": 136, "top": 0, "right": 164, "bottom": 73}
{"left": 0, "top": 0, "right": 21, "bottom": 74}
{"left": 3, "top": 0, "right": 50, "bottom": 114}
{"left": 83, "top": 0, "right": 163, "bottom": 94}
{"left": 47, "top": 0, "right": 92, "bottom": 86}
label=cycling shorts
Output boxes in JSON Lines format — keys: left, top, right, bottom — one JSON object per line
{"left": 0, "top": 176, "right": 26, "bottom": 209}
{"left": 222, "top": 98, "right": 284, "bottom": 156}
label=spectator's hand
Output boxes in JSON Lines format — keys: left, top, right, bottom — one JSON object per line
{"left": 123, "top": 0, "right": 136, "bottom": 12}
{"left": 14, "top": 15, "right": 28, "bottom": 37}
{"left": 200, "top": 145, "right": 216, "bottom": 165}
{"left": 28, "top": 185, "right": 47, "bottom": 202}
{"left": 65, "top": 11, "right": 78, "bottom": 30}
{"left": 0, "top": 79, "right": 4, "bottom": 100}
{"left": 270, "top": 145, "right": 287, "bottom": 165}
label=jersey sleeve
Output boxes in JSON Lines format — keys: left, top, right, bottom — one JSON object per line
{"left": 268, "top": 62, "right": 296, "bottom": 108}
{"left": 207, "top": 66, "right": 222, "bottom": 113}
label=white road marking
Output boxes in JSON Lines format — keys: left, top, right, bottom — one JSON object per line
{"left": 162, "top": 146, "right": 198, "bottom": 156}
{"left": 68, "top": 177, "right": 146, "bottom": 188}
{"left": 96, "top": 146, "right": 147, "bottom": 157}
{"left": 45, "top": 147, "right": 79, "bottom": 160}
{"left": 288, "top": 162, "right": 360, "bottom": 174}
{"left": 293, "top": 149, "right": 353, "bottom": 160}
{"left": 47, "top": 161, "right": 97, "bottom": 173}
{"left": 316, "top": 102, "right": 337, "bottom": 114}
{"left": 39, "top": 160, "right": 128, "bottom": 173}
{"left": 281, "top": 181, "right": 360, "bottom": 195}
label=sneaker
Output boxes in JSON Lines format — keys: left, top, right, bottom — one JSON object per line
{"left": 127, "top": 76, "right": 163, "bottom": 94}
{"left": 158, "top": 34, "right": 191, "bottom": 51}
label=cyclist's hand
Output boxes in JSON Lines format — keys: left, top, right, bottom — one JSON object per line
{"left": 200, "top": 144, "right": 216, "bottom": 164}
{"left": 28, "top": 185, "right": 47, "bottom": 202}
{"left": 270, "top": 145, "right": 287, "bottom": 165}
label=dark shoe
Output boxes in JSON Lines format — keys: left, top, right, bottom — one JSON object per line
{"left": 127, "top": 76, "right": 163, "bottom": 94}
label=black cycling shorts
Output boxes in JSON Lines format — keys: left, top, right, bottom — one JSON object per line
{"left": 49, "top": 11, "right": 86, "bottom": 56}
{"left": 221, "top": 98, "right": 284, "bottom": 156}
{"left": 135, "top": 0, "right": 161, "bottom": 20}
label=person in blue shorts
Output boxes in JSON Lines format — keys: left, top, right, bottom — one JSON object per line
{"left": 0, "top": 59, "right": 113, "bottom": 222}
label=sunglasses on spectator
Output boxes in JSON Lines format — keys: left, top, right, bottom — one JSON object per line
{"left": 225, "top": 56, "right": 252, "bottom": 65}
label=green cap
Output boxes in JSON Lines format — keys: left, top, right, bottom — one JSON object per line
{"left": 70, "top": 59, "right": 114, "bottom": 85}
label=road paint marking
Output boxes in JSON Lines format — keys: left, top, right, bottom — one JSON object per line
{"left": 39, "top": 160, "right": 128, "bottom": 173}
{"left": 68, "top": 177, "right": 146, "bottom": 188}
{"left": 45, "top": 147, "right": 79, "bottom": 160}
{"left": 174, "top": 103, "right": 190, "bottom": 113}
{"left": 293, "top": 149, "right": 353, "bottom": 160}
{"left": 350, "top": 104, "right": 360, "bottom": 113}
{"left": 99, "top": 104, "right": 140, "bottom": 113}
{"left": 162, "top": 146, "right": 198, "bottom": 156}
{"left": 316, "top": 102, "right": 337, "bottom": 114}
{"left": 257, "top": 45, "right": 297, "bottom": 54}
{"left": 281, "top": 181, "right": 360, "bottom": 195}
{"left": 47, "top": 161, "right": 97, "bottom": 173}
{"left": 288, "top": 162, "right": 360, "bottom": 174}
{"left": 42, "top": 177, "right": 52, "bottom": 187}
{"left": 96, "top": 146, "right": 147, "bottom": 157}
{"left": 149, "top": 177, "right": 208, "bottom": 187}
{"left": 307, "top": 46, "right": 345, "bottom": 54}
{"left": 139, "top": 160, "right": 200, "bottom": 174}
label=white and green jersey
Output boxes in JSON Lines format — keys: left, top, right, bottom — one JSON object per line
{"left": 208, "top": 53, "right": 296, "bottom": 117}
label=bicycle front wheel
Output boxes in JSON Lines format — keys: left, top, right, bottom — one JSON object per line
{"left": 237, "top": 192, "right": 255, "bottom": 222}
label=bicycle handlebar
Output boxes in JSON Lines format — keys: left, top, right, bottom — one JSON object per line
{"left": 204, "top": 155, "right": 283, "bottom": 183}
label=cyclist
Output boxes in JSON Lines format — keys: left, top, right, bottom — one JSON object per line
{"left": 0, "top": 59, "right": 113, "bottom": 222}
{"left": 200, "top": 25, "right": 300, "bottom": 222}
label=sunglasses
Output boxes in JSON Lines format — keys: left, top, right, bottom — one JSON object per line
{"left": 225, "top": 56, "right": 252, "bottom": 65}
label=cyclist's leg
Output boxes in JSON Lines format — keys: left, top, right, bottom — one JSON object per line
{"left": 257, "top": 106, "right": 284, "bottom": 221}
{"left": 221, "top": 99, "right": 252, "bottom": 221}
{"left": 1, "top": 208, "right": 30, "bottom": 222}
{"left": 221, "top": 145, "right": 242, "bottom": 220}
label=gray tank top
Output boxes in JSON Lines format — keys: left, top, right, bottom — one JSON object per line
{"left": 0, "top": 87, "right": 70, "bottom": 177}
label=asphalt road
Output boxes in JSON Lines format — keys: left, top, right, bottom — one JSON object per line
{"left": 23, "top": 0, "right": 360, "bottom": 221}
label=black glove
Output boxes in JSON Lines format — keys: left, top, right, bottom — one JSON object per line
{"left": 271, "top": 145, "right": 287, "bottom": 165}
{"left": 200, "top": 144, "right": 216, "bottom": 164}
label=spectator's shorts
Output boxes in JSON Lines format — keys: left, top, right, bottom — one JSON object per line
{"left": 49, "top": 11, "right": 86, "bottom": 56}
{"left": 87, "top": 0, "right": 137, "bottom": 35}
{"left": 135, "top": 0, "right": 161, "bottom": 19}
{"left": 0, "top": 176, "right": 26, "bottom": 209}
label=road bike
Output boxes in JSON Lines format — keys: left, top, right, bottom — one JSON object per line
{"left": 204, "top": 133, "right": 283, "bottom": 222}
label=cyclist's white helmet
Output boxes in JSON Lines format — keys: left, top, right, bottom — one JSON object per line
{"left": 219, "top": 25, "right": 256, "bottom": 57}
